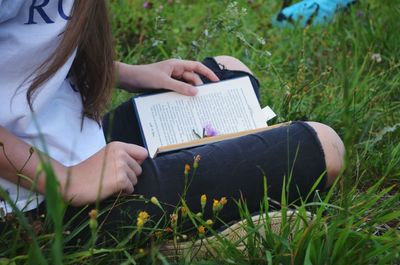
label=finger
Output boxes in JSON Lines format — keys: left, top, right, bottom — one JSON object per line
{"left": 126, "top": 168, "right": 138, "bottom": 186}
{"left": 181, "top": 71, "right": 203, "bottom": 86}
{"left": 126, "top": 157, "right": 142, "bottom": 177}
{"left": 164, "top": 77, "right": 198, "bottom": 96}
{"left": 182, "top": 61, "right": 219, "bottom": 82}
{"left": 124, "top": 143, "right": 149, "bottom": 163}
{"left": 121, "top": 176, "right": 134, "bottom": 194}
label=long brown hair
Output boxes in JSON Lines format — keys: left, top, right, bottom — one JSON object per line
{"left": 26, "top": 0, "right": 115, "bottom": 123}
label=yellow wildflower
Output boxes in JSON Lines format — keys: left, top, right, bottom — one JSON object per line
{"left": 136, "top": 211, "right": 149, "bottom": 230}
{"left": 138, "top": 211, "right": 150, "bottom": 221}
{"left": 170, "top": 213, "right": 178, "bottom": 226}
{"left": 150, "top": 196, "right": 161, "bottom": 208}
{"left": 154, "top": 231, "right": 162, "bottom": 238}
{"left": 198, "top": 225, "right": 205, "bottom": 235}
{"left": 88, "top": 209, "right": 98, "bottom": 230}
{"left": 184, "top": 164, "right": 190, "bottom": 175}
{"left": 220, "top": 197, "right": 228, "bottom": 206}
{"left": 212, "top": 199, "right": 220, "bottom": 212}
{"left": 205, "top": 219, "right": 213, "bottom": 226}
{"left": 88, "top": 209, "right": 98, "bottom": 220}
{"left": 200, "top": 194, "right": 207, "bottom": 209}
{"left": 181, "top": 206, "right": 188, "bottom": 218}
{"left": 136, "top": 217, "right": 144, "bottom": 229}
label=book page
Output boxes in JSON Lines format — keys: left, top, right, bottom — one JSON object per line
{"left": 133, "top": 76, "right": 266, "bottom": 157}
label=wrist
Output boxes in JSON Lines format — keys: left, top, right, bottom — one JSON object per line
{"left": 52, "top": 162, "right": 69, "bottom": 192}
{"left": 36, "top": 158, "right": 73, "bottom": 202}
{"left": 116, "top": 62, "right": 143, "bottom": 92}
{"left": 55, "top": 163, "right": 86, "bottom": 205}
{"left": 16, "top": 149, "right": 63, "bottom": 195}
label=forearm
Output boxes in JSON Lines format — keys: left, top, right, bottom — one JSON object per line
{"left": 1, "top": 127, "right": 148, "bottom": 207}
{"left": 0, "top": 126, "right": 67, "bottom": 195}
{"left": 115, "top": 61, "right": 149, "bottom": 92}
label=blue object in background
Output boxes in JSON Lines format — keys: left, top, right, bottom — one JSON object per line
{"left": 274, "top": 0, "right": 357, "bottom": 28}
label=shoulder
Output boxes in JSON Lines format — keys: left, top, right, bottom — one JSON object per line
{"left": 0, "top": 0, "right": 26, "bottom": 24}
{"left": 1, "top": 0, "right": 74, "bottom": 25}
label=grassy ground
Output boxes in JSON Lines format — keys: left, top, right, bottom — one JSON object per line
{"left": 1, "top": 0, "right": 399, "bottom": 264}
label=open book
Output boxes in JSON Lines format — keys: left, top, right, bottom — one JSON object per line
{"left": 132, "top": 76, "right": 283, "bottom": 158}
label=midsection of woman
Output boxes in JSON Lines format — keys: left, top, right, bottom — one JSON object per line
{"left": 0, "top": 0, "right": 105, "bottom": 212}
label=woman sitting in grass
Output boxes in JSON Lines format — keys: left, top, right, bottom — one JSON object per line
{"left": 0, "top": 0, "right": 344, "bottom": 240}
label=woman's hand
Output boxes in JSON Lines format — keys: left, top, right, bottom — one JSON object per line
{"left": 60, "top": 142, "right": 148, "bottom": 206}
{"left": 117, "top": 59, "right": 219, "bottom": 96}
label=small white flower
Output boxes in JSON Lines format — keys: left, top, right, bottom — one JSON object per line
{"left": 371, "top": 53, "right": 382, "bottom": 63}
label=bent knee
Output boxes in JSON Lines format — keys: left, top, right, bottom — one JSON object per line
{"left": 213, "top": 55, "right": 253, "bottom": 74}
{"left": 305, "top": 121, "right": 345, "bottom": 188}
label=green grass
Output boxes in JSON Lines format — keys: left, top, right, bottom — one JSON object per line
{"left": 1, "top": 0, "right": 399, "bottom": 264}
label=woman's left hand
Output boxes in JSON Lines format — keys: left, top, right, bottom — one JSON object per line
{"left": 117, "top": 59, "right": 219, "bottom": 96}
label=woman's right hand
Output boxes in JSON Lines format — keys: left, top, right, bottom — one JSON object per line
{"left": 60, "top": 142, "right": 148, "bottom": 206}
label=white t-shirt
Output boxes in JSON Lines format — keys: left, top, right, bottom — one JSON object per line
{"left": 0, "top": 0, "right": 106, "bottom": 213}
